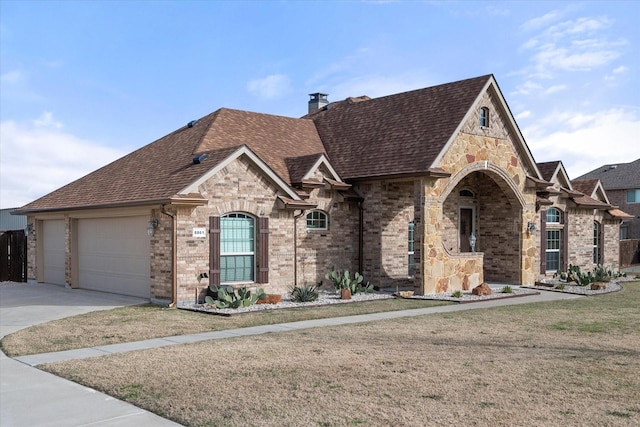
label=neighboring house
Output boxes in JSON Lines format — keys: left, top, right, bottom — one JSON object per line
{"left": 535, "top": 161, "right": 631, "bottom": 273}
{"left": 14, "top": 75, "right": 629, "bottom": 303}
{"left": 577, "top": 159, "right": 640, "bottom": 240}
{"left": 0, "top": 208, "right": 27, "bottom": 233}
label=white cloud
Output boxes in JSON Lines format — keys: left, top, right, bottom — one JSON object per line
{"left": 32, "top": 112, "right": 63, "bottom": 129}
{"left": 511, "top": 80, "right": 542, "bottom": 96}
{"left": 542, "top": 84, "right": 567, "bottom": 96}
{"left": 516, "top": 110, "right": 532, "bottom": 120}
{"left": 524, "top": 108, "right": 640, "bottom": 178}
{"left": 613, "top": 65, "right": 628, "bottom": 74}
{"left": 0, "top": 114, "right": 126, "bottom": 208}
{"left": 246, "top": 74, "right": 291, "bottom": 100}
{"left": 0, "top": 69, "right": 22, "bottom": 84}
{"left": 521, "top": 15, "right": 625, "bottom": 76}
{"left": 521, "top": 10, "right": 562, "bottom": 31}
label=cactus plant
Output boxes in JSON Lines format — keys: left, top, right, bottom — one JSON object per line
{"left": 204, "top": 285, "right": 266, "bottom": 309}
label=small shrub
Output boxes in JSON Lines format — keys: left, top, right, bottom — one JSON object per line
{"left": 501, "top": 285, "right": 513, "bottom": 294}
{"left": 451, "top": 290, "right": 463, "bottom": 298}
{"left": 555, "top": 283, "right": 565, "bottom": 290}
{"left": 289, "top": 283, "right": 320, "bottom": 302}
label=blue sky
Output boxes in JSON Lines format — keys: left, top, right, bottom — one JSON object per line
{"left": 1, "top": 0, "right": 639, "bottom": 208}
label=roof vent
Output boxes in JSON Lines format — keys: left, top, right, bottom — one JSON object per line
{"left": 193, "top": 153, "right": 208, "bottom": 165}
{"left": 187, "top": 119, "right": 199, "bottom": 128}
{"left": 308, "top": 93, "right": 329, "bottom": 114}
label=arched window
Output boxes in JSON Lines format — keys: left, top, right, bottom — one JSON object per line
{"left": 480, "top": 107, "right": 490, "bottom": 127}
{"left": 408, "top": 221, "right": 415, "bottom": 277}
{"left": 306, "top": 210, "right": 328, "bottom": 230}
{"left": 459, "top": 189, "right": 475, "bottom": 198}
{"left": 546, "top": 208, "right": 561, "bottom": 224}
{"left": 220, "top": 213, "right": 255, "bottom": 283}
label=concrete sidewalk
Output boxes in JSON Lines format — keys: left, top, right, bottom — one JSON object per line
{"left": 1, "top": 282, "right": 582, "bottom": 427}
{"left": 0, "top": 282, "right": 182, "bottom": 427}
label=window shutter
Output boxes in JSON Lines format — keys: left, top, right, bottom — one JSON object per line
{"left": 540, "top": 210, "right": 546, "bottom": 273}
{"left": 562, "top": 211, "right": 569, "bottom": 272}
{"left": 257, "top": 217, "right": 269, "bottom": 284}
{"left": 209, "top": 216, "right": 221, "bottom": 286}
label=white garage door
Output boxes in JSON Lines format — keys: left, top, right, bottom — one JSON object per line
{"left": 78, "top": 217, "right": 150, "bottom": 298}
{"left": 43, "top": 220, "right": 66, "bottom": 285}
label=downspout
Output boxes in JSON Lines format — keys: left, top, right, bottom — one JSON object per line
{"left": 161, "top": 205, "right": 177, "bottom": 308}
{"left": 358, "top": 201, "right": 364, "bottom": 273}
{"left": 293, "top": 210, "right": 306, "bottom": 286}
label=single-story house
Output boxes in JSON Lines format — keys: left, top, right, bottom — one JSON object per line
{"left": 15, "top": 74, "right": 631, "bottom": 304}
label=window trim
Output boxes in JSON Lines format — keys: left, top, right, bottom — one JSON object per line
{"left": 220, "top": 213, "right": 256, "bottom": 284}
{"left": 545, "top": 229, "right": 562, "bottom": 273}
{"left": 546, "top": 208, "right": 562, "bottom": 224}
{"left": 480, "top": 107, "right": 490, "bottom": 128}
{"left": 593, "top": 220, "right": 601, "bottom": 265}
{"left": 627, "top": 189, "right": 640, "bottom": 204}
{"left": 306, "top": 210, "right": 328, "bottom": 231}
{"left": 408, "top": 221, "right": 415, "bottom": 277}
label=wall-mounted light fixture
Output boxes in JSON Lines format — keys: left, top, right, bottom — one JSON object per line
{"left": 469, "top": 232, "right": 477, "bottom": 253}
{"left": 527, "top": 221, "right": 538, "bottom": 234}
{"left": 26, "top": 223, "right": 34, "bottom": 236}
{"left": 147, "top": 218, "right": 159, "bottom": 236}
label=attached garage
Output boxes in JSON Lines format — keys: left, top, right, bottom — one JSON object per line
{"left": 42, "top": 219, "right": 66, "bottom": 285}
{"left": 78, "top": 216, "right": 150, "bottom": 298}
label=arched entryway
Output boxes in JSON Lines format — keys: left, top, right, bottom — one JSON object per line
{"left": 440, "top": 166, "right": 525, "bottom": 284}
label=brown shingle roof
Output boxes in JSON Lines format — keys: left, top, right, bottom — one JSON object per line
{"left": 311, "top": 75, "right": 493, "bottom": 180}
{"left": 536, "top": 161, "right": 561, "bottom": 182}
{"left": 571, "top": 179, "right": 599, "bottom": 197}
{"left": 18, "top": 108, "right": 326, "bottom": 213}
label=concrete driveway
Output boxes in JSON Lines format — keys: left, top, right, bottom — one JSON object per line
{"left": 0, "top": 281, "right": 181, "bottom": 427}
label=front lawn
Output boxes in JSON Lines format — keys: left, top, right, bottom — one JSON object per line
{"left": 0, "top": 297, "right": 451, "bottom": 356}
{"left": 39, "top": 282, "right": 640, "bottom": 426}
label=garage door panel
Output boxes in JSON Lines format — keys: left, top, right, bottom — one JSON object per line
{"left": 78, "top": 217, "right": 150, "bottom": 298}
{"left": 43, "top": 220, "right": 65, "bottom": 285}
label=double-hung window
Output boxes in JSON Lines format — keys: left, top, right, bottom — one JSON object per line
{"left": 545, "top": 208, "right": 562, "bottom": 272}
{"left": 220, "top": 213, "right": 255, "bottom": 283}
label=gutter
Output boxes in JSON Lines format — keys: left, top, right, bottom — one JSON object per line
{"left": 161, "top": 205, "right": 177, "bottom": 308}
{"left": 358, "top": 201, "right": 364, "bottom": 273}
{"left": 293, "top": 209, "right": 306, "bottom": 286}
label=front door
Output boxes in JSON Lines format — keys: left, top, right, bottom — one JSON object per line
{"left": 459, "top": 208, "right": 473, "bottom": 252}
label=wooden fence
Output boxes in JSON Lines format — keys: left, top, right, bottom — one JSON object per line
{"left": 620, "top": 239, "right": 640, "bottom": 267}
{"left": 0, "top": 230, "right": 27, "bottom": 282}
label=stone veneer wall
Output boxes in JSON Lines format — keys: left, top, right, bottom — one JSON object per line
{"left": 26, "top": 215, "right": 37, "bottom": 280}
{"left": 420, "top": 93, "right": 539, "bottom": 293}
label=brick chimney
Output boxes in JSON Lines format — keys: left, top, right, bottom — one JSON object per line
{"left": 308, "top": 93, "right": 329, "bottom": 114}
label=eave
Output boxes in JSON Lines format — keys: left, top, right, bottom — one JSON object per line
{"left": 276, "top": 196, "right": 318, "bottom": 210}
{"left": 324, "top": 177, "right": 351, "bottom": 190}
{"left": 526, "top": 176, "right": 553, "bottom": 189}
{"left": 346, "top": 168, "right": 451, "bottom": 183}
{"left": 12, "top": 195, "right": 208, "bottom": 215}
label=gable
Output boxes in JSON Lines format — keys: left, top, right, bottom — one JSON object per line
{"left": 312, "top": 75, "right": 494, "bottom": 181}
